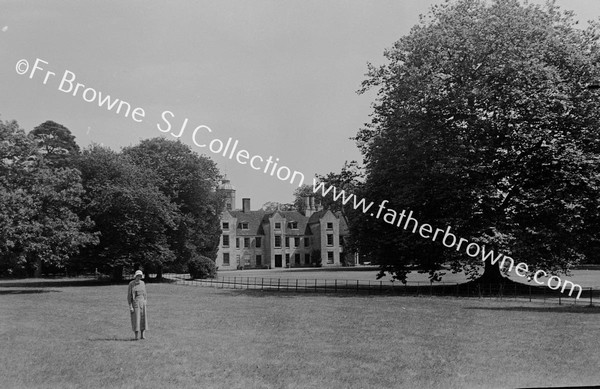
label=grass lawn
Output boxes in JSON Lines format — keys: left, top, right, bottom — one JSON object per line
{"left": 1, "top": 282, "right": 600, "bottom": 388}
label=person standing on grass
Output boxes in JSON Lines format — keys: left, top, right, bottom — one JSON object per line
{"left": 127, "top": 270, "right": 148, "bottom": 340}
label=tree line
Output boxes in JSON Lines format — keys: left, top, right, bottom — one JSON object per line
{"left": 0, "top": 119, "right": 223, "bottom": 279}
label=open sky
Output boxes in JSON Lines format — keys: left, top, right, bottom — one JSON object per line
{"left": 1, "top": 0, "right": 599, "bottom": 208}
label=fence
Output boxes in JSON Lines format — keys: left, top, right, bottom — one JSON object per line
{"left": 159, "top": 273, "right": 597, "bottom": 306}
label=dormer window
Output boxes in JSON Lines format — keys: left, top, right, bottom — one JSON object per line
{"left": 222, "top": 222, "right": 229, "bottom": 230}
{"left": 240, "top": 222, "right": 249, "bottom": 230}
{"left": 275, "top": 222, "right": 281, "bottom": 229}
{"left": 326, "top": 222, "right": 333, "bottom": 230}
{"left": 288, "top": 222, "right": 298, "bottom": 229}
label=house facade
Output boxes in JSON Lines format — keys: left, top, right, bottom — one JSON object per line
{"left": 215, "top": 180, "right": 349, "bottom": 269}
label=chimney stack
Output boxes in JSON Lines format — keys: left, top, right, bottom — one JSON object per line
{"left": 242, "top": 198, "right": 251, "bottom": 213}
{"left": 304, "top": 195, "right": 316, "bottom": 217}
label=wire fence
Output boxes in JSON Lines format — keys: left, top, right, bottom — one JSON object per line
{"left": 157, "top": 273, "right": 596, "bottom": 306}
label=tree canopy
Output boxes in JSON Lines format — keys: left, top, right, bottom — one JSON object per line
{"left": 123, "top": 138, "right": 224, "bottom": 273}
{"left": 354, "top": 0, "right": 600, "bottom": 282}
{"left": 0, "top": 120, "right": 97, "bottom": 276}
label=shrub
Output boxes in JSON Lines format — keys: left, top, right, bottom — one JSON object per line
{"left": 187, "top": 255, "right": 217, "bottom": 279}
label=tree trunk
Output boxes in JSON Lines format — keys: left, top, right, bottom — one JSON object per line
{"left": 155, "top": 266, "right": 163, "bottom": 281}
{"left": 476, "top": 259, "right": 506, "bottom": 284}
{"left": 112, "top": 265, "right": 123, "bottom": 282}
{"left": 33, "top": 258, "right": 42, "bottom": 278}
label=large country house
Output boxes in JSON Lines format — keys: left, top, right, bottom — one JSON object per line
{"left": 215, "top": 180, "right": 350, "bottom": 269}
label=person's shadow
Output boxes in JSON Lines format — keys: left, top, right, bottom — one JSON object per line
{"left": 88, "top": 337, "right": 138, "bottom": 342}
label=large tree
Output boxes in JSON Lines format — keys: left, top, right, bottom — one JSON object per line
{"left": 75, "top": 145, "right": 178, "bottom": 279}
{"left": 0, "top": 120, "right": 97, "bottom": 277}
{"left": 355, "top": 0, "right": 600, "bottom": 283}
{"left": 29, "top": 120, "right": 80, "bottom": 168}
{"left": 123, "top": 138, "right": 224, "bottom": 275}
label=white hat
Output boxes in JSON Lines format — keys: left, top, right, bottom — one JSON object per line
{"left": 134, "top": 270, "right": 144, "bottom": 278}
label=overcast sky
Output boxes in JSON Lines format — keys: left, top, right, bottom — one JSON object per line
{"left": 1, "top": 0, "right": 599, "bottom": 208}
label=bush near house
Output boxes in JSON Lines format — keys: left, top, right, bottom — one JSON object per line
{"left": 187, "top": 255, "right": 217, "bottom": 279}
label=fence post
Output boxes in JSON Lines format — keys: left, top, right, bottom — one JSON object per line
{"left": 456, "top": 283, "right": 459, "bottom": 298}
{"left": 357, "top": 280, "right": 359, "bottom": 294}
{"left": 277, "top": 278, "right": 280, "bottom": 291}
{"left": 529, "top": 285, "right": 531, "bottom": 302}
{"left": 335, "top": 279, "right": 337, "bottom": 293}
{"left": 296, "top": 279, "right": 298, "bottom": 292}
{"left": 590, "top": 287, "right": 593, "bottom": 307}
{"left": 324, "top": 279, "right": 327, "bottom": 293}
{"left": 380, "top": 281, "right": 383, "bottom": 294}
{"left": 261, "top": 278, "right": 264, "bottom": 291}
{"left": 368, "top": 281, "right": 371, "bottom": 295}
{"left": 543, "top": 286, "right": 546, "bottom": 302}
{"left": 314, "top": 279, "right": 317, "bottom": 292}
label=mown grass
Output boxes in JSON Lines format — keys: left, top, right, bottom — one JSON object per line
{"left": 1, "top": 282, "right": 600, "bottom": 388}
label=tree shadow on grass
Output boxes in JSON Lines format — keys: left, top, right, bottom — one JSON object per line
{"left": 0, "top": 289, "right": 60, "bottom": 295}
{"left": 231, "top": 289, "right": 380, "bottom": 299}
{"left": 464, "top": 305, "right": 600, "bottom": 314}
{"left": 0, "top": 277, "right": 176, "bottom": 288}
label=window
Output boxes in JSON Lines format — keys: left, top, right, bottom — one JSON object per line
{"left": 275, "top": 222, "right": 281, "bottom": 229}
{"left": 236, "top": 238, "right": 240, "bottom": 248}
{"left": 226, "top": 203, "right": 232, "bottom": 211}
{"left": 285, "top": 254, "right": 290, "bottom": 264}
{"left": 285, "top": 237, "right": 289, "bottom": 248}
{"left": 327, "top": 234, "right": 334, "bottom": 246}
{"left": 327, "top": 251, "right": 334, "bottom": 264}
{"left": 244, "top": 237, "right": 250, "bottom": 248}
{"left": 244, "top": 254, "right": 250, "bottom": 266}
{"left": 240, "top": 222, "right": 249, "bottom": 230}
{"left": 256, "top": 255, "right": 262, "bottom": 266}
{"left": 223, "top": 235, "right": 230, "bottom": 247}
{"left": 222, "top": 222, "right": 229, "bottom": 230}
{"left": 223, "top": 253, "right": 230, "bottom": 266}
{"left": 256, "top": 237, "right": 262, "bottom": 248}
{"left": 294, "top": 237, "right": 300, "bottom": 247}
{"left": 274, "top": 235, "right": 281, "bottom": 248}
{"left": 304, "top": 237, "right": 310, "bottom": 247}
{"left": 288, "top": 221, "right": 298, "bottom": 229}
{"left": 305, "top": 253, "right": 311, "bottom": 264}
{"left": 294, "top": 253, "right": 300, "bottom": 264}
{"left": 327, "top": 222, "right": 333, "bottom": 230}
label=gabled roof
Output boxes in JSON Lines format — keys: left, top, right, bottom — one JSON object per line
{"left": 279, "top": 211, "right": 310, "bottom": 236}
{"left": 307, "top": 209, "right": 329, "bottom": 224}
{"left": 225, "top": 208, "right": 347, "bottom": 236}
{"left": 229, "top": 210, "right": 268, "bottom": 236}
